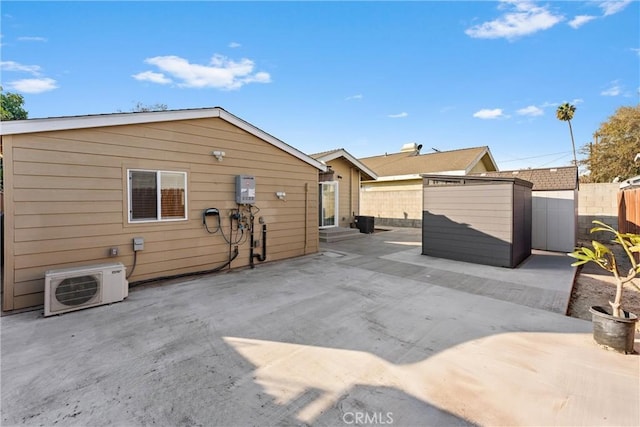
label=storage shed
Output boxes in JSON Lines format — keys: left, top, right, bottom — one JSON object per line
{"left": 422, "top": 175, "right": 533, "bottom": 268}
{"left": 474, "top": 166, "right": 578, "bottom": 252}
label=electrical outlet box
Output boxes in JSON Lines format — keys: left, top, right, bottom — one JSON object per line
{"left": 236, "top": 175, "right": 256, "bottom": 205}
{"left": 133, "top": 237, "right": 144, "bottom": 251}
{"left": 109, "top": 247, "right": 119, "bottom": 257}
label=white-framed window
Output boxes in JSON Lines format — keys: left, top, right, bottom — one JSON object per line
{"left": 128, "top": 169, "right": 187, "bottom": 223}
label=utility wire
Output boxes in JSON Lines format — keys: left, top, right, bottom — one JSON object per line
{"left": 499, "top": 151, "right": 572, "bottom": 163}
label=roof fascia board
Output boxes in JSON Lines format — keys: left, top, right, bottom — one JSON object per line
{"left": 0, "top": 108, "right": 223, "bottom": 135}
{"left": 217, "top": 109, "right": 325, "bottom": 171}
{"left": 315, "top": 149, "right": 378, "bottom": 179}
{"left": 464, "top": 147, "right": 498, "bottom": 174}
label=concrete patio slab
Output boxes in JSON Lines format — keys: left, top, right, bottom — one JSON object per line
{"left": 1, "top": 227, "right": 638, "bottom": 426}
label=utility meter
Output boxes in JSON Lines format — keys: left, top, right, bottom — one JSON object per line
{"left": 236, "top": 175, "right": 256, "bottom": 205}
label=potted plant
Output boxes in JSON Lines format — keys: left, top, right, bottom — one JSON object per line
{"left": 568, "top": 220, "right": 640, "bottom": 354}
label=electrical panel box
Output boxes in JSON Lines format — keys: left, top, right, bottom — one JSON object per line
{"left": 133, "top": 237, "right": 144, "bottom": 251}
{"left": 236, "top": 175, "right": 256, "bottom": 205}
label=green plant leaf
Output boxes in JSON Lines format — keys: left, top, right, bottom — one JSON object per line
{"left": 590, "top": 220, "right": 616, "bottom": 233}
{"left": 568, "top": 250, "right": 594, "bottom": 261}
{"left": 592, "top": 241, "right": 611, "bottom": 256}
{"left": 570, "top": 260, "right": 590, "bottom": 267}
{"left": 581, "top": 247, "right": 596, "bottom": 259}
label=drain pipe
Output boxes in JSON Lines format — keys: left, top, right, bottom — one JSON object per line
{"left": 249, "top": 216, "right": 267, "bottom": 268}
{"left": 304, "top": 182, "right": 308, "bottom": 255}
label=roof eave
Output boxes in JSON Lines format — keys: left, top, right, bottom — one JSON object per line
{"left": 464, "top": 147, "right": 498, "bottom": 174}
{"left": 314, "top": 149, "right": 377, "bottom": 179}
{"left": 0, "top": 108, "right": 326, "bottom": 171}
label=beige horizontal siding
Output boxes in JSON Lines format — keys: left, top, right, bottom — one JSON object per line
{"left": 14, "top": 201, "right": 123, "bottom": 215}
{"left": 3, "top": 117, "right": 319, "bottom": 311}
{"left": 424, "top": 184, "right": 513, "bottom": 240}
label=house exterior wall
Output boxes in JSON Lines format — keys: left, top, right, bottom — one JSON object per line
{"left": 2, "top": 117, "right": 319, "bottom": 311}
{"left": 468, "top": 161, "right": 490, "bottom": 174}
{"left": 324, "top": 157, "right": 362, "bottom": 228}
{"left": 422, "top": 181, "right": 532, "bottom": 268}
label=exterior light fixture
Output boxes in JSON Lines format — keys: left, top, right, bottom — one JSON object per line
{"left": 212, "top": 150, "right": 225, "bottom": 161}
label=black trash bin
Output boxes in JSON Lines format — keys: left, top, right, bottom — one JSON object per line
{"left": 354, "top": 215, "right": 374, "bottom": 234}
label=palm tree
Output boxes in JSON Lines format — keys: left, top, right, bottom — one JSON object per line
{"left": 556, "top": 102, "right": 577, "bottom": 166}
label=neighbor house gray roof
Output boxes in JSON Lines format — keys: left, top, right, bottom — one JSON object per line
{"left": 474, "top": 166, "right": 578, "bottom": 191}
{"left": 0, "top": 107, "right": 326, "bottom": 171}
{"left": 359, "top": 146, "right": 497, "bottom": 180}
{"left": 311, "top": 148, "right": 378, "bottom": 181}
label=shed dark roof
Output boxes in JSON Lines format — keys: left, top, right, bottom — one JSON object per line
{"left": 473, "top": 166, "right": 578, "bottom": 190}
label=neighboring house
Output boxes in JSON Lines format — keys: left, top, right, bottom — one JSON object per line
{"left": 311, "top": 149, "right": 377, "bottom": 229}
{"left": 0, "top": 108, "right": 326, "bottom": 312}
{"left": 359, "top": 144, "right": 498, "bottom": 227}
{"left": 474, "top": 166, "right": 578, "bottom": 252}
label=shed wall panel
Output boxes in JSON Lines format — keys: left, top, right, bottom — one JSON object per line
{"left": 512, "top": 184, "right": 532, "bottom": 266}
{"left": 422, "top": 183, "right": 514, "bottom": 266}
{"left": 422, "top": 180, "right": 532, "bottom": 268}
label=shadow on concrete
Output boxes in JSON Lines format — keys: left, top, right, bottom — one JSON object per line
{"left": 422, "top": 211, "right": 530, "bottom": 268}
{"left": 1, "top": 228, "right": 638, "bottom": 426}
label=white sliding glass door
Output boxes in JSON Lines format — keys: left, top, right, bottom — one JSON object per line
{"left": 319, "top": 181, "right": 338, "bottom": 228}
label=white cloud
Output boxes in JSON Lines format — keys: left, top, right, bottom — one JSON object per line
{"left": 1, "top": 60, "right": 42, "bottom": 76}
{"left": 568, "top": 15, "right": 596, "bottom": 29}
{"left": 228, "top": 42, "right": 241, "bottom": 48}
{"left": 601, "top": 81, "right": 622, "bottom": 96}
{"left": 598, "top": 0, "right": 632, "bottom": 16}
{"left": 137, "top": 54, "right": 271, "bottom": 90}
{"left": 345, "top": 94, "right": 363, "bottom": 101}
{"left": 17, "top": 36, "right": 47, "bottom": 42}
{"left": 631, "top": 48, "right": 640, "bottom": 56}
{"left": 6, "top": 77, "right": 58, "bottom": 93}
{"left": 388, "top": 112, "right": 408, "bottom": 118}
{"left": 517, "top": 105, "right": 543, "bottom": 116}
{"left": 132, "top": 70, "right": 172, "bottom": 84}
{"left": 465, "top": 1, "right": 563, "bottom": 40}
{"left": 571, "top": 98, "right": 584, "bottom": 105}
{"left": 473, "top": 108, "right": 506, "bottom": 119}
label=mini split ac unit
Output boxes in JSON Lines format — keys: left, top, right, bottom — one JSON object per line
{"left": 44, "top": 263, "right": 128, "bottom": 317}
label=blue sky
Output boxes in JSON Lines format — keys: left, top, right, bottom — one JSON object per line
{"left": 1, "top": 1, "right": 638, "bottom": 170}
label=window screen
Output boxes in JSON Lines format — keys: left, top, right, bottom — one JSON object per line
{"left": 129, "top": 170, "right": 187, "bottom": 222}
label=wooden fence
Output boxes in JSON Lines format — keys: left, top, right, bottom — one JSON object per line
{"left": 618, "top": 188, "right": 640, "bottom": 234}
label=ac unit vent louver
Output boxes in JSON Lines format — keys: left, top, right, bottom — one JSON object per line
{"left": 45, "top": 263, "right": 128, "bottom": 316}
{"left": 55, "top": 275, "right": 101, "bottom": 306}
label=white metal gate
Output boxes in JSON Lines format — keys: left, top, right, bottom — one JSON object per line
{"left": 532, "top": 191, "right": 576, "bottom": 252}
